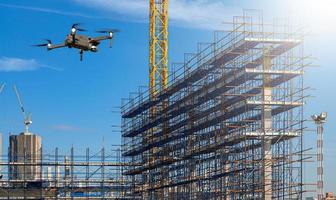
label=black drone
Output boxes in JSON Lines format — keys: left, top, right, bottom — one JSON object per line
{"left": 33, "top": 23, "right": 119, "bottom": 61}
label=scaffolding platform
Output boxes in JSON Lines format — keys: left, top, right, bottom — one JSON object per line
{"left": 121, "top": 10, "right": 311, "bottom": 199}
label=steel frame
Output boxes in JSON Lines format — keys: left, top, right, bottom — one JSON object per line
{"left": 0, "top": 146, "right": 135, "bottom": 199}
{"left": 122, "top": 10, "right": 309, "bottom": 199}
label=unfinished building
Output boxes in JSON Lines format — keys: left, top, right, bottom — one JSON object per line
{"left": 121, "top": 10, "right": 308, "bottom": 199}
{"left": 0, "top": 146, "right": 133, "bottom": 199}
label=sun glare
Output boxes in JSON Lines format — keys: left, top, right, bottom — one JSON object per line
{"left": 287, "top": 0, "right": 336, "bottom": 32}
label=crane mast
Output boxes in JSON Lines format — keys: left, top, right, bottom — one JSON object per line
{"left": 149, "top": 0, "right": 168, "bottom": 98}
{"left": 147, "top": 0, "right": 169, "bottom": 198}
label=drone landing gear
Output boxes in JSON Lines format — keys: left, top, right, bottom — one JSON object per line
{"left": 72, "top": 34, "right": 76, "bottom": 44}
{"left": 79, "top": 49, "right": 84, "bottom": 61}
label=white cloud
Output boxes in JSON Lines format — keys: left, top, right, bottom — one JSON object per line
{"left": 0, "top": 3, "right": 102, "bottom": 19}
{"left": 1, "top": 1, "right": 240, "bottom": 29}
{"left": 169, "top": 0, "right": 238, "bottom": 29}
{"left": 73, "top": 0, "right": 239, "bottom": 29}
{"left": 51, "top": 124, "right": 83, "bottom": 132}
{"left": 0, "top": 57, "right": 61, "bottom": 72}
{"left": 51, "top": 124, "right": 94, "bottom": 133}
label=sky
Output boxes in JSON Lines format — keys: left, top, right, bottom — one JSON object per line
{"left": 0, "top": 0, "right": 336, "bottom": 195}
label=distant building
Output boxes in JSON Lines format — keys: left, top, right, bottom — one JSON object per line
{"left": 9, "top": 132, "right": 42, "bottom": 181}
{"left": 325, "top": 192, "right": 336, "bottom": 200}
{"left": 305, "top": 193, "right": 336, "bottom": 200}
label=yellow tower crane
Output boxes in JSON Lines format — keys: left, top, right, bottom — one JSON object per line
{"left": 148, "top": 0, "right": 169, "bottom": 198}
{"left": 149, "top": 0, "right": 168, "bottom": 98}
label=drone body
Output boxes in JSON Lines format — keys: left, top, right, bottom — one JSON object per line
{"left": 34, "top": 24, "right": 119, "bottom": 61}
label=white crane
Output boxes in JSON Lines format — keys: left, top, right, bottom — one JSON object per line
{"left": 13, "top": 85, "right": 32, "bottom": 134}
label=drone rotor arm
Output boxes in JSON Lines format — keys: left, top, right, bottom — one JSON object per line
{"left": 92, "top": 35, "right": 114, "bottom": 48}
{"left": 48, "top": 43, "right": 67, "bottom": 50}
{"left": 92, "top": 35, "right": 110, "bottom": 42}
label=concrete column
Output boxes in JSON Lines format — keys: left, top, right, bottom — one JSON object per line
{"left": 262, "top": 49, "right": 273, "bottom": 200}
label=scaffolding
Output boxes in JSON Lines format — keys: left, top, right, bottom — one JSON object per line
{"left": 121, "top": 10, "right": 310, "bottom": 199}
{"left": 0, "top": 146, "right": 136, "bottom": 199}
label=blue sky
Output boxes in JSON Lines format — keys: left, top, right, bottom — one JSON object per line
{"left": 0, "top": 0, "right": 335, "bottom": 195}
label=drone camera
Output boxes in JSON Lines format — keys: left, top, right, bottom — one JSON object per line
{"left": 91, "top": 45, "right": 98, "bottom": 52}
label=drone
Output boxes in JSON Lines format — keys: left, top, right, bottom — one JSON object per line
{"left": 33, "top": 23, "right": 119, "bottom": 61}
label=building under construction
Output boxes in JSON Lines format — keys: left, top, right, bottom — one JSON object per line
{"left": 9, "top": 132, "right": 42, "bottom": 181}
{"left": 121, "top": 10, "right": 308, "bottom": 199}
{"left": 0, "top": 146, "right": 134, "bottom": 199}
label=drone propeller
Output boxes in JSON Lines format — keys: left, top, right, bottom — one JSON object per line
{"left": 76, "top": 27, "right": 86, "bottom": 32}
{"left": 72, "top": 23, "right": 81, "bottom": 28}
{"left": 32, "top": 39, "right": 52, "bottom": 47}
{"left": 32, "top": 44, "right": 48, "bottom": 47}
{"left": 96, "top": 29, "right": 120, "bottom": 34}
{"left": 71, "top": 23, "right": 86, "bottom": 44}
{"left": 72, "top": 23, "right": 87, "bottom": 32}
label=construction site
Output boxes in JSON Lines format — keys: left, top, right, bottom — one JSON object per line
{"left": 0, "top": 146, "right": 134, "bottom": 199}
{"left": 121, "top": 8, "right": 307, "bottom": 199}
{"left": 0, "top": 1, "right": 333, "bottom": 200}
